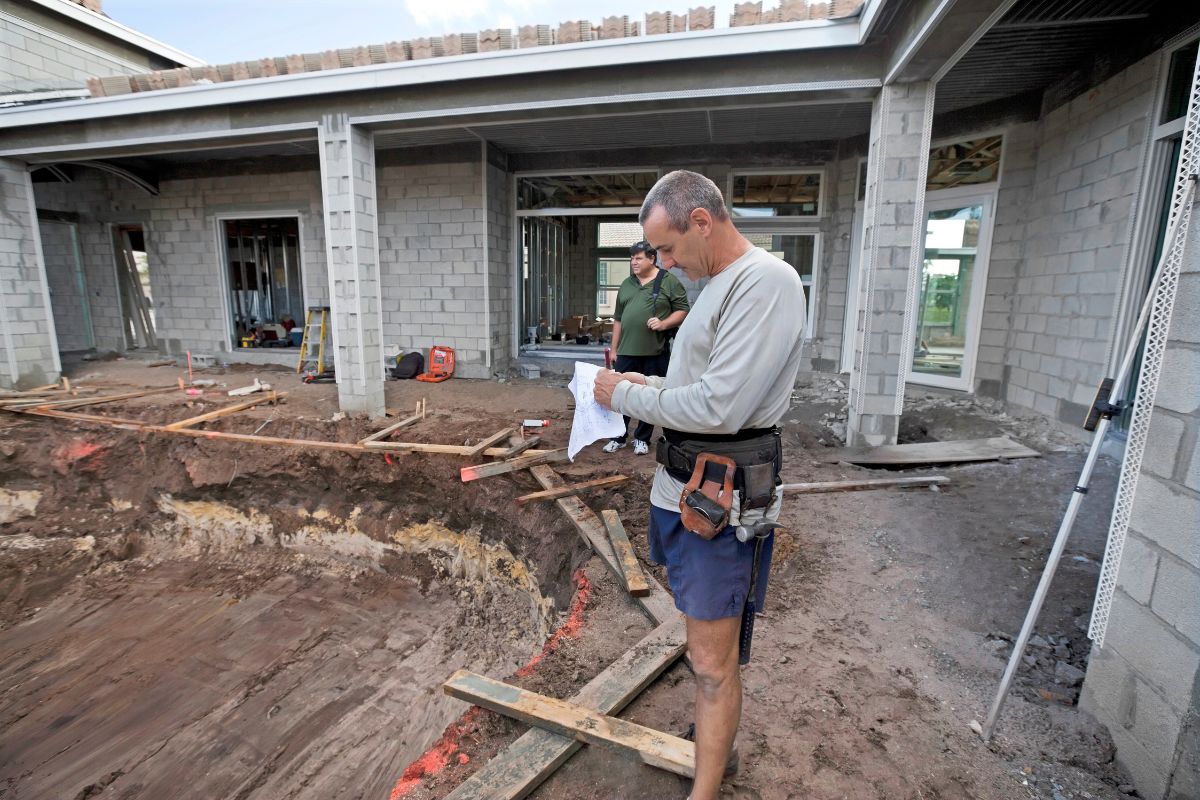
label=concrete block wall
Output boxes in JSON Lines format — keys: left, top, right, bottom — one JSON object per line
{"left": 566, "top": 220, "right": 597, "bottom": 319}
{"left": 816, "top": 153, "right": 860, "bottom": 371}
{"left": 989, "top": 53, "right": 1157, "bottom": 422}
{"left": 39, "top": 220, "right": 93, "bottom": 352}
{"left": 33, "top": 167, "right": 327, "bottom": 357}
{"left": 1080, "top": 197, "right": 1200, "bottom": 800}
{"left": 0, "top": 159, "right": 59, "bottom": 389}
{"left": 1, "top": 4, "right": 168, "bottom": 93}
{"left": 847, "top": 81, "right": 933, "bottom": 447}
{"left": 376, "top": 161, "right": 491, "bottom": 379}
{"left": 486, "top": 161, "right": 513, "bottom": 373}
{"left": 975, "top": 121, "right": 1039, "bottom": 399}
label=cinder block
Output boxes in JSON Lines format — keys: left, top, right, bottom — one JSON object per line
{"left": 1156, "top": 346, "right": 1200, "bottom": 415}
{"left": 1117, "top": 534, "right": 1161, "bottom": 604}
{"left": 1143, "top": 412, "right": 1186, "bottom": 480}
{"left": 1106, "top": 590, "right": 1200, "bottom": 706}
{"left": 1151, "top": 556, "right": 1200, "bottom": 643}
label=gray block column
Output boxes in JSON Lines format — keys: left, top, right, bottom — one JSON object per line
{"left": 0, "top": 158, "right": 61, "bottom": 390}
{"left": 319, "top": 115, "right": 385, "bottom": 417}
{"left": 846, "top": 81, "right": 934, "bottom": 446}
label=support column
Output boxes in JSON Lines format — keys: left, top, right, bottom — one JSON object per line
{"left": 847, "top": 81, "right": 934, "bottom": 447}
{"left": 319, "top": 115, "right": 385, "bottom": 417}
{"left": 0, "top": 158, "right": 61, "bottom": 390}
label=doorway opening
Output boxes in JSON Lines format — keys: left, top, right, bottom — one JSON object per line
{"left": 221, "top": 217, "right": 304, "bottom": 351}
{"left": 113, "top": 225, "right": 157, "bottom": 350}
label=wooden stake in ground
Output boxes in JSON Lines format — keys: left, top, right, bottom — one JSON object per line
{"left": 600, "top": 510, "right": 650, "bottom": 597}
{"left": 779, "top": 476, "right": 948, "bottom": 494}
{"left": 464, "top": 428, "right": 516, "bottom": 460}
{"left": 515, "top": 475, "right": 628, "bottom": 504}
{"left": 459, "top": 449, "right": 568, "bottom": 482}
{"left": 444, "top": 670, "right": 695, "bottom": 777}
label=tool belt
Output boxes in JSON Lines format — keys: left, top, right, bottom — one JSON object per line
{"left": 657, "top": 427, "right": 782, "bottom": 538}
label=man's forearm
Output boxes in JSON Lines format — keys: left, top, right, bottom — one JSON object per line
{"left": 662, "top": 310, "right": 686, "bottom": 330}
{"left": 610, "top": 321, "right": 621, "bottom": 353}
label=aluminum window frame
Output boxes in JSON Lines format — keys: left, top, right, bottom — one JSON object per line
{"left": 727, "top": 167, "right": 828, "bottom": 221}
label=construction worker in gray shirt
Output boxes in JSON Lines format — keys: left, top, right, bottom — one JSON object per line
{"left": 595, "top": 170, "right": 806, "bottom": 800}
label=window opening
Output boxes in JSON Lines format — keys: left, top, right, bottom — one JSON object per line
{"left": 743, "top": 232, "right": 817, "bottom": 336}
{"left": 912, "top": 204, "right": 983, "bottom": 380}
{"left": 730, "top": 172, "right": 822, "bottom": 217}
{"left": 222, "top": 218, "right": 302, "bottom": 350}
{"left": 926, "top": 135, "right": 1003, "bottom": 190}
{"left": 517, "top": 172, "right": 657, "bottom": 210}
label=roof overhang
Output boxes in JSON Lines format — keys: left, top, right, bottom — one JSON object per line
{"left": 23, "top": 0, "right": 205, "bottom": 68}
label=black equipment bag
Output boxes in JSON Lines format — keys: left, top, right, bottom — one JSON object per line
{"left": 391, "top": 351, "right": 425, "bottom": 379}
{"left": 650, "top": 269, "right": 678, "bottom": 348}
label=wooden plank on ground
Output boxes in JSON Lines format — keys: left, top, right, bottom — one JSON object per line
{"left": 444, "top": 670, "right": 694, "bottom": 777}
{"left": 515, "top": 475, "right": 628, "bottom": 505}
{"left": 499, "top": 436, "right": 540, "bottom": 459}
{"left": 529, "top": 465, "right": 676, "bottom": 626}
{"left": 358, "top": 413, "right": 422, "bottom": 444}
{"left": 460, "top": 449, "right": 568, "bottom": 482}
{"left": 444, "top": 617, "right": 685, "bottom": 800}
{"left": 164, "top": 392, "right": 283, "bottom": 430}
{"left": 821, "top": 437, "right": 1039, "bottom": 466}
{"left": 600, "top": 510, "right": 650, "bottom": 597}
{"left": 13, "top": 386, "right": 177, "bottom": 411}
{"left": 364, "top": 441, "right": 553, "bottom": 457}
{"left": 464, "top": 427, "right": 516, "bottom": 460}
{"left": 779, "top": 475, "right": 949, "bottom": 494}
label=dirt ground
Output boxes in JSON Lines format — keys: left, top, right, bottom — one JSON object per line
{"left": 0, "top": 357, "right": 1134, "bottom": 800}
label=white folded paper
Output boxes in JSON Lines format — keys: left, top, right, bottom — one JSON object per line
{"left": 566, "top": 361, "right": 627, "bottom": 460}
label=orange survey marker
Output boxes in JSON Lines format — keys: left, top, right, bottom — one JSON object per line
{"left": 416, "top": 346, "right": 455, "bottom": 383}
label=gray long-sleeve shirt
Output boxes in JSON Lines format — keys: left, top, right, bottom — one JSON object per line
{"left": 610, "top": 246, "right": 807, "bottom": 511}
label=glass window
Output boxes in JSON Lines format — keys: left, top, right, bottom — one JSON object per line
{"left": 743, "top": 232, "right": 816, "bottom": 336}
{"left": 596, "top": 258, "right": 629, "bottom": 316}
{"left": 731, "top": 172, "right": 821, "bottom": 217}
{"left": 517, "top": 172, "right": 656, "bottom": 210}
{"left": 912, "top": 204, "right": 984, "bottom": 379}
{"left": 1162, "top": 39, "right": 1199, "bottom": 125}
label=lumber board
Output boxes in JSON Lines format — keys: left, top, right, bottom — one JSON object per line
{"left": 515, "top": 475, "right": 628, "bottom": 505}
{"left": 164, "top": 392, "right": 283, "bottom": 430}
{"left": 529, "top": 466, "right": 677, "bottom": 626}
{"left": 779, "top": 475, "right": 948, "bottom": 494}
{"left": 821, "top": 437, "right": 1039, "bottom": 466}
{"left": 499, "top": 435, "right": 540, "bottom": 459}
{"left": 364, "top": 441, "right": 553, "bottom": 457}
{"left": 17, "top": 408, "right": 151, "bottom": 428}
{"left": 444, "top": 670, "right": 694, "bottom": 777}
{"left": 600, "top": 510, "right": 650, "bottom": 597}
{"left": 358, "top": 413, "right": 422, "bottom": 444}
{"left": 464, "top": 427, "right": 516, "bottom": 460}
{"left": 460, "top": 449, "right": 568, "bottom": 482}
{"left": 444, "top": 617, "right": 685, "bottom": 800}
{"left": 13, "top": 386, "right": 177, "bottom": 411}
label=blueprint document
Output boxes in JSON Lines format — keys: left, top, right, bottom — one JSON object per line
{"left": 567, "top": 361, "right": 627, "bottom": 460}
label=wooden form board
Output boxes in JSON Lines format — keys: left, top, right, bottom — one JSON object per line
{"left": 529, "top": 466, "right": 676, "bottom": 626}
{"left": 600, "top": 510, "right": 650, "bottom": 597}
{"left": 445, "top": 670, "right": 694, "bottom": 777}
{"left": 460, "top": 449, "right": 568, "bottom": 482}
{"left": 464, "top": 428, "right": 516, "bottom": 460}
{"left": 822, "top": 437, "right": 1039, "bottom": 466}
{"left": 779, "top": 475, "right": 948, "bottom": 494}
{"left": 358, "top": 413, "right": 421, "bottom": 444}
{"left": 164, "top": 392, "right": 282, "bottom": 430}
{"left": 515, "top": 475, "right": 628, "bottom": 505}
{"left": 444, "top": 617, "right": 686, "bottom": 800}
{"left": 9, "top": 385, "right": 177, "bottom": 411}
{"left": 365, "top": 441, "right": 553, "bottom": 457}
{"left": 499, "top": 436, "right": 540, "bottom": 459}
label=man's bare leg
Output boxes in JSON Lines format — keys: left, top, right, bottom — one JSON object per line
{"left": 685, "top": 614, "right": 742, "bottom": 800}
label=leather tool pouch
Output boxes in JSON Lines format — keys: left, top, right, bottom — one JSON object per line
{"left": 658, "top": 429, "right": 782, "bottom": 513}
{"left": 679, "top": 453, "right": 736, "bottom": 540}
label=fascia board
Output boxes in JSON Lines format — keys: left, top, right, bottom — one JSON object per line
{"left": 22, "top": 0, "right": 205, "bottom": 67}
{"left": 0, "top": 19, "right": 861, "bottom": 130}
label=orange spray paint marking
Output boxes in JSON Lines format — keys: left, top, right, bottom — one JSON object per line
{"left": 388, "top": 569, "right": 593, "bottom": 799}
{"left": 516, "top": 568, "right": 591, "bottom": 678}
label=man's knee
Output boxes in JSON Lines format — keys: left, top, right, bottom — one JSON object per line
{"left": 687, "top": 618, "right": 741, "bottom": 696}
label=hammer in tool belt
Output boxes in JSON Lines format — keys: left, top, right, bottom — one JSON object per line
{"left": 736, "top": 518, "right": 782, "bottom": 665}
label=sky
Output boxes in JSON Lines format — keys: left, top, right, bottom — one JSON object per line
{"left": 102, "top": 1, "right": 744, "bottom": 64}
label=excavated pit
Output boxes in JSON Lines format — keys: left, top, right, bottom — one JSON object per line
{"left": 0, "top": 411, "right": 589, "bottom": 800}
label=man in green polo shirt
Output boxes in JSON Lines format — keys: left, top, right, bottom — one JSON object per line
{"left": 603, "top": 240, "right": 690, "bottom": 455}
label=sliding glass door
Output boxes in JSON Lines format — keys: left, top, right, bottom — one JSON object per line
{"left": 909, "top": 188, "right": 995, "bottom": 391}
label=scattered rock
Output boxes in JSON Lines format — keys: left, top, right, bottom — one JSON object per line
{"left": 1055, "top": 660, "right": 1087, "bottom": 686}
{"left": 1117, "top": 784, "right": 1136, "bottom": 795}
{"left": 331, "top": 411, "right": 347, "bottom": 423}
{"left": 1029, "top": 634, "right": 1051, "bottom": 649}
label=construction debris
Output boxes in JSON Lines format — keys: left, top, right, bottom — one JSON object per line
{"left": 227, "top": 379, "right": 270, "bottom": 397}
{"left": 515, "top": 475, "right": 628, "bottom": 504}
{"left": 600, "top": 510, "right": 650, "bottom": 597}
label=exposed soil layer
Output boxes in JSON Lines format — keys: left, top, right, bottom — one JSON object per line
{"left": 1, "top": 360, "right": 1133, "bottom": 800}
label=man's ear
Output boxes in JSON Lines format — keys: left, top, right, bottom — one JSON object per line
{"left": 690, "top": 208, "right": 712, "bottom": 236}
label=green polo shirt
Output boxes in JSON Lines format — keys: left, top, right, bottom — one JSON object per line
{"left": 613, "top": 269, "right": 690, "bottom": 356}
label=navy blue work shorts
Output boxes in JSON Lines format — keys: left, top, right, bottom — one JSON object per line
{"left": 647, "top": 505, "right": 774, "bottom": 621}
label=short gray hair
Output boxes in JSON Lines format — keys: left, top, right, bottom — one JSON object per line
{"left": 639, "top": 170, "right": 729, "bottom": 232}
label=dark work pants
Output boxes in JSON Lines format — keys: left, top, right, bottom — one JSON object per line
{"left": 612, "top": 351, "right": 670, "bottom": 444}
